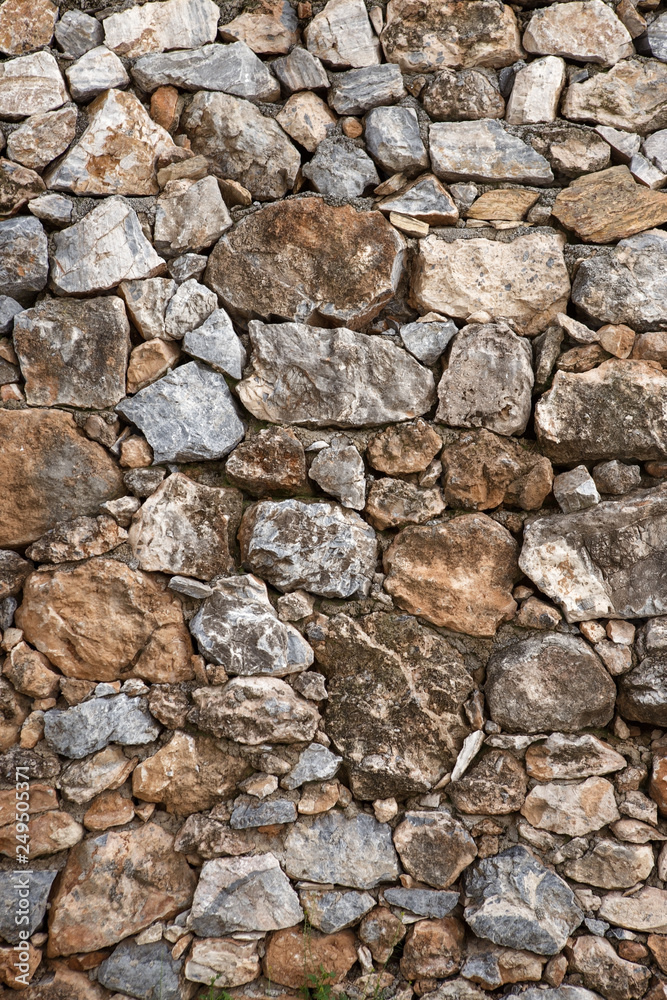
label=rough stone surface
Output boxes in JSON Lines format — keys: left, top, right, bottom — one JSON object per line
{"left": 191, "top": 676, "right": 321, "bottom": 744}
{"left": 394, "top": 811, "right": 477, "bottom": 888}
{"left": 523, "top": 1, "right": 634, "bottom": 67}
{"left": 284, "top": 811, "right": 399, "bottom": 888}
{"left": 442, "top": 430, "right": 553, "bottom": 511}
{"left": 0, "top": 216, "right": 48, "bottom": 299}
{"left": 103, "top": 0, "right": 219, "bottom": 58}
{"left": 43, "top": 694, "right": 161, "bottom": 758}
{"left": 0, "top": 51, "right": 67, "bottom": 120}
{"left": 264, "top": 925, "right": 358, "bottom": 988}
{"left": 563, "top": 59, "right": 667, "bottom": 135}
{"left": 430, "top": 120, "right": 553, "bottom": 186}
{"left": 521, "top": 776, "right": 620, "bottom": 836}
{"left": 97, "top": 938, "right": 183, "bottom": 1000}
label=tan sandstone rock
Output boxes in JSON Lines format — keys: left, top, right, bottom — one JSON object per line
{"left": 521, "top": 776, "right": 620, "bottom": 836}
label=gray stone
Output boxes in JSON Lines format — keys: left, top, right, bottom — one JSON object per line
{"left": 644, "top": 129, "right": 667, "bottom": 174}
{"left": 536, "top": 361, "right": 667, "bottom": 463}
{"left": 521, "top": 990, "right": 600, "bottom": 1000}
{"left": 309, "top": 612, "right": 472, "bottom": 798}
{"left": 55, "top": 9, "right": 103, "bottom": 58}
{"left": 364, "top": 106, "right": 429, "bottom": 175}
{"left": 618, "top": 654, "right": 667, "bottom": 725}
{"left": 28, "top": 194, "right": 73, "bottom": 226}
{"left": 400, "top": 319, "right": 457, "bottom": 365}
{"left": 377, "top": 173, "right": 459, "bottom": 226}
{"left": 190, "top": 574, "right": 314, "bottom": 676}
{"left": 519, "top": 485, "right": 667, "bottom": 622}
{"left": 65, "top": 46, "right": 129, "bottom": 102}
{"left": 308, "top": 437, "right": 366, "bottom": 509}
{"left": 191, "top": 676, "right": 321, "bottom": 744}
{"left": 14, "top": 296, "right": 130, "bottom": 409}
{"left": 0, "top": 216, "right": 47, "bottom": 300}
{"left": 119, "top": 278, "right": 177, "bottom": 341}
{"left": 304, "top": 0, "right": 380, "bottom": 69}
{"left": 423, "top": 68, "right": 505, "bottom": 122}
{"left": 50, "top": 198, "right": 165, "bottom": 296}
{"left": 44, "top": 695, "right": 161, "bottom": 759}
{"left": 464, "top": 845, "right": 583, "bottom": 955}
{"left": 189, "top": 853, "right": 303, "bottom": 935}
{"left": 328, "top": 65, "right": 406, "bottom": 115}
{"left": 393, "top": 811, "right": 477, "bottom": 889}
{"left": 283, "top": 743, "right": 342, "bottom": 790}
{"left": 103, "top": 0, "right": 219, "bottom": 58}
{"left": 429, "top": 119, "right": 553, "bottom": 185}
{"left": 239, "top": 499, "right": 377, "bottom": 599}
{"left": 183, "top": 307, "right": 246, "bottom": 380}
{"left": 384, "top": 888, "right": 459, "bottom": 919}
{"left": 25, "top": 515, "right": 127, "bottom": 564}
{"left": 0, "top": 296, "right": 22, "bottom": 334}
{"left": 485, "top": 633, "right": 617, "bottom": 732}
{"left": 154, "top": 176, "right": 232, "bottom": 257}
{"left": 436, "top": 323, "right": 533, "bottom": 436}
{"left": 553, "top": 465, "right": 600, "bottom": 514}
{"left": 572, "top": 230, "right": 667, "bottom": 332}
{"left": 117, "top": 361, "right": 245, "bottom": 464}
{"left": 132, "top": 41, "right": 280, "bottom": 102}
{"left": 644, "top": 10, "right": 667, "bottom": 63}
{"left": 98, "top": 939, "right": 182, "bottom": 1000}
{"left": 169, "top": 253, "right": 207, "bottom": 284}
{"left": 0, "top": 51, "right": 68, "bottom": 120}
{"left": 238, "top": 321, "right": 434, "bottom": 428}
{"left": 274, "top": 47, "right": 330, "bottom": 93}
{"left": 124, "top": 467, "right": 167, "bottom": 498}
{"left": 7, "top": 107, "right": 77, "bottom": 172}
{"left": 300, "top": 889, "right": 376, "bottom": 933}
{"left": 292, "top": 672, "right": 327, "bottom": 701}
{"left": 230, "top": 797, "right": 298, "bottom": 829}
{"left": 592, "top": 460, "right": 642, "bottom": 495}
{"left": 163, "top": 279, "right": 217, "bottom": 340}
{"left": 0, "top": 870, "right": 57, "bottom": 945}
{"left": 0, "top": 550, "right": 32, "bottom": 599}
{"left": 181, "top": 91, "right": 299, "bottom": 201}
{"left": 302, "top": 138, "right": 379, "bottom": 199}
{"left": 284, "top": 811, "right": 399, "bottom": 888}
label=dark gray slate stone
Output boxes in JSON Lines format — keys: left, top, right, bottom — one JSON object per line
{"left": 98, "top": 939, "right": 183, "bottom": 1000}
{"left": 230, "top": 797, "right": 298, "bottom": 829}
{"left": 384, "top": 887, "right": 460, "bottom": 919}
{"left": 0, "top": 870, "right": 57, "bottom": 944}
{"left": 44, "top": 694, "right": 161, "bottom": 759}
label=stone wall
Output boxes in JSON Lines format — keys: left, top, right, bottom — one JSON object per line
{"left": 1, "top": 0, "right": 667, "bottom": 997}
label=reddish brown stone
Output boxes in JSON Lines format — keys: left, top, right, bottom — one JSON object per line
{"left": 4, "top": 641, "right": 60, "bottom": 699}
{"left": 359, "top": 907, "right": 406, "bottom": 963}
{"left": 0, "top": 0, "right": 57, "bottom": 55}
{"left": 651, "top": 752, "right": 667, "bottom": 817}
{"left": 263, "top": 926, "right": 357, "bottom": 988}
{"left": 150, "top": 85, "right": 181, "bottom": 133}
{"left": 366, "top": 419, "right": 442, "bottom": 475}
{"left": 400, "top": 918, "right": 465, "bottom": 980}
{"left": 225, "top": 427, "right": 308, "bottom": 497}
{"left": 0, "top": 942, "right": 41, "bottom": 988}
{"left": 441, "top": 429, "right": 553, "bottom": 511}
{"left": 83, "top": 790, "right": 135, "bottom": 831}
{"left": 0, "top": 782, "right": 57, "bottom": 825}
{"left": 0, "top": 810, "right": 82, "bottom": 858}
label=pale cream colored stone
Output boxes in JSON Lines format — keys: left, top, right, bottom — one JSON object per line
{"left": 505, "top": 56, "right": 566, "bottom": 125}
{"left": 523, "top": 0, "right": 634, "bottom": 67}
{"left": 521, "top": 776, "right": 620, "bottom": 836}
{"left": 276, "top": 92, "right": 337, "bottom": 152}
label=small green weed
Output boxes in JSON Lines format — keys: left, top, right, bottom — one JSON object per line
{"left": 198, "top": 977, "right": 235, "bottom": 1000}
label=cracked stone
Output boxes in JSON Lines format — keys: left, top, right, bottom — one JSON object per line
{"left": 65, "top": 46, "right": 130, "bottom": 102}
{"left": 378, "top": 174, "right": 460, "bottom": 226}
{"left": 103, "top": 0, "right": 219, "bottom": 58}
{"left": 563, "top": 58, "right": 667, "bottom": 135}
{"left": 328, "top": 64, "right": 406, "bottom": 115}
{"left": 305, "top": 0, "right": 380, "bottom": 68}
{"left": 191, "top": 676, "right": 321, "bottom": 744}
{"left": 0, "top": 51, "right": 67, "bottom": 120}
{"left": 521, "top": 776, "right": 620, "bottom": 836}
{"left": 523, "top": 0, "right": 634, "bottom": 67}
{"left": 429, "top": 119, "right": 553, "bottom": 185}
{"left": 0, "top": 215, "right": 48, "bottom": 300}
{"left": 284, "top": 811, "right": 399, "bottom": 888}
{"left": 44, "top": 694, "right": 161, "bottom": 759}
{"left": 219, "top": 0, "right": 299, "bottom": 55}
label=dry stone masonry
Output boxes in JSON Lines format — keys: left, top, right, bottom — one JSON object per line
{"left": 2, "top": 0, "right": 667, "bottom": 997}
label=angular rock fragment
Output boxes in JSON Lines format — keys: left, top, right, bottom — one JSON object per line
{"left": 6, "top": 107, "right": 76, "bottom": 171}
{"left": 562, "top": 59, "right": 667, "bottom": 135}
{"left": 16, "top": 556, "right": 193, "bottom": 683}
{"left": 521, "top": 776, "right": 619, "bottom": 836}
{"left": 132, "top": 731, "right": 249, "bottom": 815}
{"left": 309, "top": 438, "right": 366, "bottom": 509}
{"left": 365, "top": 106, "right": 429, "bottom": 175}
{"left": 365, "top": 478, "right": 445, "bottom": 530}
{"left": 486, "top": 633, "right": 616, "bottom": 732}
{"left": 441, "top": 430, "right": 552, "bottom": 511}
{"left": 276, "top": 92, "right": 337, "bottom": 152}
{"left": 104, "top": 0, "right": 219, "bottom": 58}
{"left": 191, "top": 854, "right": 302, "bottom": 936}
{"left": 572, "top": 230, "right": 667, "bottom": 332}
{"left": 239, "top": 499, "right": 377, "bottom": 598}
{"left": 65, "top": 46, "right": 129, "bottom": 102}
{"left": 132, "top": 41, "right": 281, "bottom": 103}
{"left": 0, "top": 157, "right": 45, "bottom": 215}
{"left": 0, "top": 51, "right": 67, "bottom": 120}
{"left": 378, "top": 174, "right": 459, "bottom": 226}
{"left": 119, "top": 277, "right": 177, "bottom": 341}
{"left": 191, "top": 676, "right": 320, "bottom": 743}
{"left": 400, "top": 917, "right": 464, "bottom": 980}
{"left": 328, "top": 65, "right": 406, "bottom": 115}
{"left": 225, "top": 428, "right": 307, "bottom": 496}
{"left": 25, "top": 515, "right": 126, "bottom": 564}
{"left": 126, "top": 338, "right": 180, "bottom": 394}
{"left": 300, "top": 889, "right": 375, "bottom": 933}
{"left": 182, "top": 307, "right": 245, "bottom": 379}
{"left": 50, "top": 198, "right": 165, "bottom": 295}
{"left": 423, "top": 68, "right": 505, "bottom": 121}
{"left": 303, "top": 138, "right": 379, "bottom": 199}
{"left": 185, "top": 937, "right": 260, "bottom": 988}
{"left": 598, "top": 887, "right": 667, "bottom": 932}
{"left": 464, "top": 846, "right": 583, "bottom": 955}
{"left": 44, "top": 694, "right": 161, "bottom": 759}
{"left": 394, "top": 811, "right": 477, "bottom": 888}
{"left": 204, "top": 198, "right": 405, "bottom": 329}
{"left": 523, "top": 0, "right": 634, "bottom": 67}
{"left": 553, "top": 466, "right": 600, "bottom": 514}
{"left": 593, "top": 459, "right": 641, "bottom": 495}
{"left": 449, "top": 750, "right": 527, "bottom": 815}
{"left": 163, "top": 279, "right": 217, "bottom": 341}
{"left": 238, "top": 322, "right": 433, "bottom": 427}
{"left": 383, "top": 515, "right": 519, "bottom": 636}
{"left": 304, "top": 0, "right": 379, "bottom": 69}
{"left": 436, "top": 323, "right": 533, "bottom": 435}
{"left": 128, "top": 473, "right": 235, "bottom": 580}
{"left": 568, "top": 936, "right": 651, "bottom": 1000}
{"left": 231, "top": 797, "right": 297, "bottom": 829}
{"left": 310, "top": 613, "right": 472, "bottom": 797}
{"left": 520, "top": 485, "right": 667, "bottom": 621}
{"left": 154, "top": 176, "right": 232, "bottom": 256}
{"left": 0, "top": 409, "right": 123, "bottom": 548}
{"left": 219, "top": 0, "right": 299, "bottom": 56}
{"left": 47, "top": 823, "right": 195, "bottom": 956}
{"left": 430, "top": 119, "right": 553, "bottom": 185}
{"left": 0, "top": 551, "right": 32, "bottom": 600}
{"left": 563, "top": 840, "right": 654, "bottom": 889}
{"left": 461, "top": 940, "right": 546, "bottom": 991}
{"left": 54, "top": 9, "right": 103, "bottom": 58}
{"left": 505, "top": 56, "right": 566, "bottom": 125}
{"left": 412, "top": 232, "right": 569, "bottom": 336}
{"left": 384, "top": 888, "right": 459, "bottom": 919}
{"left": 0, "top": 0, "right": 57, "bottom": 55}
{"left": 117, "top": 361, "right": 244, "bottom": 464}
{"left": 0, "top": 216, "right": 48, "bottom": 300}
{"left": 552, "top": 165, "right": 667, "bottom": 243}
{"left": 98, "top": 939, "right": 183, "bottom": 999}
{"left": 367, "top": 420, "right": 442, "bottom": 475}
{"left": 274, "top": 46, "right": 329, "bottom": 92}
{"left": 380, "top": 0, "right": 523, "bottom": 72}
{"left": 190, "top": 574, "right": 314, "bottom": 676}
{"left": 0, "top": 870, "right": 57, "bottom": 944}
{"left": 285, "top": 811, "right": 399, "bottom": 888}
{"left": 57, "top": 746, "right": 137, "bottom": 805}
{"left": 618, "top": 654, "right": 667, "bottom": 725}
{"left": 14, "top": 296, "right": 130, "bottom": 409}
{"left": 525, "top": 734, "right": 626, "bottom": 781}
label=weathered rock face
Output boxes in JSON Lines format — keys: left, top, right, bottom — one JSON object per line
{"left": 521, "top": 776, "right": 620, "bottom": 836}
{"left": 44, "top": 694, "right": 161, "bottom": 758}
{"left": 485, "top": 634, "right": 616, "bottom": 732}
{"left": 0, "top": 51, "right": 67, "bottom": 120}
{"left": 563, "top": 59, "right": 667, "bottom": 135}
{"left": 383, "top": 515, "right": 519, "bottom": 636}
{"left": 618, "top": 654, "right": 667, "bottom": 725}
{"left": 430, "top": 120, "right": 553, "bottom": 185}
{"left": 264, "top": 925, "right": 358, "bottom": 988}
{"left": 394, "top": 811, "right": 477, "bottom": 888}
{"left": 285, "top": 811, "right": 399, "bottom": 887}
{"left": 47, "top": 823, "right": 196, "bottom": 956}
{"left": 132, "top": 41, "right": 281, "bottom": 102}
{"left": 525, "top": 734, "right": 626, "bottom": 781}
{"left": 103, "top": 0, "right": 219, "bottom": 58}
{"left": 523, "top": 0, "right": 633, "bottom": 67}
{"left": 563, "top": 840, "right": 654, "bottom": 889}
{"left": 239, "top": 499, "right": 377, "bottom": 598}
{"left": 16, "top": 556, "right": 193, "bottom": 683}
{"left": 0, "top": 409, "right": 123, "bottom": 547}
{"left": 14, "top": 296, "right": 130, "bottom": 408}
{"left": 204, "top": 198, "right": 405, "bottom": 329}
{"left": 191, "top": 676, "right": 321, "bottom": 744}
{"left": 98, "top": 939, "right": 184, "bottom": 999}
{"left": 552, "top": 165, "right": 667, "bottom": 243}
{"left": 442, "top": 430, "right": 553, "bottom": 511}
{"left": 412, "top": 233, "right": 569, "bottom": 335}
{"left": 237, "top": 321, "right": 434, "bottom": 427}
{"left": 436, "top": 324, "right": 534, "bottom": 436}
{"left": 449, "top": 750, "right": 527, "bottom": 814}
{"left": 310, "top": 613, "right": 472, "bottom": 797}
{"left": 519, "top": 486, "right": 667, "bottom": 622}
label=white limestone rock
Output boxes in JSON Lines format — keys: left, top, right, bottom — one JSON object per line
{"left": 304, "top": 0, "right": 380, "bottom": 69}
{"left": 65, "top": 46, "right": 130, "bottom": 102}
{"left": 429, "top": 119, "right": 553, "bottom": 185}
{"left": 0, "top": 51, "right": 68, "bottom": 121}
{"left": 104, "top": 0, "right": 219, "bottom": 58}
{"left": 183, "top": 307, "right": 246, "bottom": 379}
